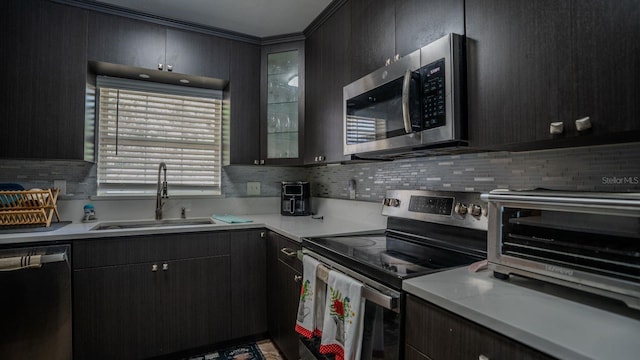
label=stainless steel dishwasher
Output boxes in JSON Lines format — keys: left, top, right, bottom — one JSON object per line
{"left": 0, "top": 244, "right": 71, "bottom": 359}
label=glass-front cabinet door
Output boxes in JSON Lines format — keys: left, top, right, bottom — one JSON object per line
{"left": 260, "top": 41, "right": 304, "bottom": 165}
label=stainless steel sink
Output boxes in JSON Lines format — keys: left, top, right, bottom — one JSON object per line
{"left": 91, "top": 218, "right": 216, "bottom": 231}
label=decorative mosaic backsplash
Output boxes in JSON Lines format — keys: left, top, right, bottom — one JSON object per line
{"left": 309, "top": 142, "right": 640, "bottom": 201}
{"left": 1, "top": 142, "right": 638, "bottom": 201}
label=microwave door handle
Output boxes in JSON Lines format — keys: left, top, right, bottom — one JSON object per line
{"left": 402, "top": 69, "right": 412, "bottom": 133}
{"left": 290, "top": 198, "right": 295, "bottom": 214}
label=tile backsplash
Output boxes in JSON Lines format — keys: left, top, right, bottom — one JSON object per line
{"left": 1, "top": 142, "right": 638, "bottom": 201}
{"left": 309, "top": 142, "right": 640, "bottom": 201}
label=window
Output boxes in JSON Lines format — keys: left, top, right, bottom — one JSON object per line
{"left": 96, "top": 77, "right": 222, "bottom": 196}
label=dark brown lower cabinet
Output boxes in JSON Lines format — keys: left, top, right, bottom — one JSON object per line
{"left": 267, "top": 231, "right": 302, "bottom": 360}
{"left": 73, "top": 230, "right": 273, "bottom": 360}
{"left": 230, "top": 230, "right": 268, "bottom": 338}
{"left": 405, "top": 295, "right": 556, "bottom": 360}
{"left": 74, "top": 255, "right": 231, "bottom": 360}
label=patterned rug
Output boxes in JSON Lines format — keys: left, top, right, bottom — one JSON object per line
{"left": 186, "top": 342, "right": 265, "bottom": 360}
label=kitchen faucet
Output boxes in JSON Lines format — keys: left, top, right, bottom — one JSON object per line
{"left": 156, "top": 162, "right": 168, "bottom": 220}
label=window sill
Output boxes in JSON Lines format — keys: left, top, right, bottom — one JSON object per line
{"left": 90, "top": 193, "right": 225, "bottom": 201}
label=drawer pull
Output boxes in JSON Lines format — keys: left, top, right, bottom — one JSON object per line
{"left": 162, "top": 263, "right": 169, "bottom": 271}
{"left": 280, "top": 248, "right": 296, "bottom": 257}
{"left": 294, "top": 275, "right": 302, "bottom": 282}
{"left": 479, "top": 355, "right": 489, "bottom": 360}
{"left": 151, "top": 264, "right": 158, "bottom": 272}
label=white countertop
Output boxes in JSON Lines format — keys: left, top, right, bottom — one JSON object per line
{"left": 403, "top": 267, "right": 640, "bottom": 360}
{"left": 0, "top": 213, "right": 385, "bottom": 245}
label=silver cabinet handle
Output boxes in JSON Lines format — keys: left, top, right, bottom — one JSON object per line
{"left": 280, "top": 248, "right": 296, "bottom": 257}
{"left": 401, "top": 69, "right": 412, "bottom": 133}
{"left": 162, "top": 263, "right": 169, "bottom": 271}
{"left": 479, "top": 355, "right": 489, "bottom": 360}
{"left": 167, "top": 64, "right": 173, "bottom": 72}
{"left": 152, "top": 264, "right": 158, "bottom": 272}
{"left": 294, "top": 275, "right": 302, "bottom": 282}
{"left": 158, "top": 63, "right": 163, "bottom": 71}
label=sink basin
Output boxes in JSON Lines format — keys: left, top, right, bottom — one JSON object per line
{"left": 91, "top": 218, "right": 216, "bottom": 231}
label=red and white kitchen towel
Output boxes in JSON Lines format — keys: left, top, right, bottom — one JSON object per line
{"left": 295, "top": 255, "right": 323, "bottom": 338}
{"left": 319, "top": 270, "right": 365, "bottom": 360}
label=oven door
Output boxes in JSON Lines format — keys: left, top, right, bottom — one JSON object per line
{"left": 299, "top": 250, "right": 404, "bottom": 360}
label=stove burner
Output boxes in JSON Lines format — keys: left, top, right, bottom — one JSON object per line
{"left": 331, "top": 236, "right": 378, "bottom": 247}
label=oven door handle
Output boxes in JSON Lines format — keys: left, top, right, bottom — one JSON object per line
{"left": 362, "top": 285, "right": 399, "bottom": 312}
{"left": 301, "top": 249, "right": 401, "bottom": 313}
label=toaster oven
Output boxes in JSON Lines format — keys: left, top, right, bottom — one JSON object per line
{"left": 482, "top": 190, "right": 640, "bottom": 309}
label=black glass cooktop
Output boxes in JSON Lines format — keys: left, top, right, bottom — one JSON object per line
{"left": 302, "top": 232, "right": 482, "bottom": 290}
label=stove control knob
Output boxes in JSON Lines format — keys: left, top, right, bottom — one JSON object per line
{"left": 470, "top": 204, "right": 483, "bottom": 217}
{"left": 383, "top": 198, "right": 401, "bottom": 207}
{"left": 454, "top": 202, "right": 468, "bottom": 215}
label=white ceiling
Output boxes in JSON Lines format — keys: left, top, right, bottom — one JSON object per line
{"left": 95, "top": 0, "right": 334, "bottom": 38}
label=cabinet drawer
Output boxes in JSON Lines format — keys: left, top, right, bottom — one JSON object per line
{"left": 406, "top": 295, "right": 555, "bottom": 360}
{"left": 73, "top": 231, "right": 230, "bottom": 269}
{"left": 274, "top": 233, "right": 302, "bottom": 272}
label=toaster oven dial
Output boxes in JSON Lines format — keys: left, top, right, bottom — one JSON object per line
{"left": 454, "top": 202, "right": 468, "bottom": 215}
{"left": 470, "top": 204, "right": 483, "bottom": 217}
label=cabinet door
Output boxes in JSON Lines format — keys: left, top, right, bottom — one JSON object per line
{"left": 162, "top": 255, "right": 232, "bottom": 354}
{"left": 261, "top": 41, "right": 306, "bottom": 165}
{"left": 0, "top": 0, "right": 87, "bottom": 159}
{"left": 267, "top": 231, "right": 302, "bottom": 360}
{"left": 165, "top": 28, "right": 230, "bottom": 79}
{"left": 73, "top": 263, "right": 159, "bottom": 360}
{"left": 230, "top": 230, "right": 267, "bottom": 338}
{"left": 228, "top": 40, "right": 261, "bottom": 165}
{"left": 405, "top": 295, "right": 555, "bottom": 360}
{"left": 350, "top": 0, "right": 395, "bottom": 81}
{"left": 572, "top": 0, "right": 640, "bottom": 135}
{"left": 395, "top": 0, "right": 465, "bottom": 57}
{"left": 304, "top": 1, "right": 352, "bottom": 164}
{"left": 276, "top": 260, "right": 303, "bottom": 360}
{"left": 88, "top": 12, "right": 166, "bottom": 70}
{"left": 465, "top": 0, "right": 575, "bottom": 148}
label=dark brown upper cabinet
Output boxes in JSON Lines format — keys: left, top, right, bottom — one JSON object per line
{"left": 88, "top": 12, "right": 166, "bottom": 71}
{"left": 0, "top": 0, "right": 87, "bottom": 160}
{"left": 394, "top": 0, "right": 465, "bottom": 58}
{"left": 165, "top": 28, "right": 230, "bottom": 79}
{"left": 259, "top": 41, "right": 306, "bottom": 166}
{"left": 466, "top": 0, "right": 640, "bottom": 149}
{"left": 227, "top": 41, "right": 262, "bottom": 165}
{"left": 349, "top": 0, "right": 465, "bottom": 82}
{"left": 88, "top": 13, "right": 230, "bottom": 80}
{"left": 304, "top": 1, "right": 352, "bottom": 164}
{"left": 349, "top": 0, "right": 396, "bottom": 81}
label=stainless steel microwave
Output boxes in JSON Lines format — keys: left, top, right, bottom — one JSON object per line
{"left": 343, "top": 33, "right": 465, "bottom": 158}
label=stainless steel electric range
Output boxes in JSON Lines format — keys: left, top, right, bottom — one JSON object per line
{"left": 300, "top": 190, "right": 489, "bottom": 360}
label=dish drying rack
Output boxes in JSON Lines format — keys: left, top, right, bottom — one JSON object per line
{"left": 0, "top": 188, "right": 61, "bottom": 227}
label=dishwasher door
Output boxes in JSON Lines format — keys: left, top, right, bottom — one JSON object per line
{"left": 0, "top": 244, "right": 71, "bottom": 360}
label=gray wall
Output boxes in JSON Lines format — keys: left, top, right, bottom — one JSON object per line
{"left": 1, "top": 142, "right": 638, "bottom": 200}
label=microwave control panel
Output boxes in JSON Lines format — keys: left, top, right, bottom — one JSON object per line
{"left": 421, "top": 58, "right": 446, "bottom": 129}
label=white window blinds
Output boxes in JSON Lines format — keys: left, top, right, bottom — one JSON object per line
{"left": 96, "top": 77, "right": 222, "bottom": 195}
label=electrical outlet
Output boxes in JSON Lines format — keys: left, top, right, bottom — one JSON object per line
{"left": 247, "top": 182, "right": 261, "bottom": 196}
{"left": 54, "top": 180, "right": 67, "bottom": 195}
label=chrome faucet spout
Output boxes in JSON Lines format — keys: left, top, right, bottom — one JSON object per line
{"left": 156, "top": 162, "right": 168, "bottom": 220}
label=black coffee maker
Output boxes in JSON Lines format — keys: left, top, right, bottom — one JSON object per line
{"left": 281, "top": 181, "right": 311, "bottom": 216}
